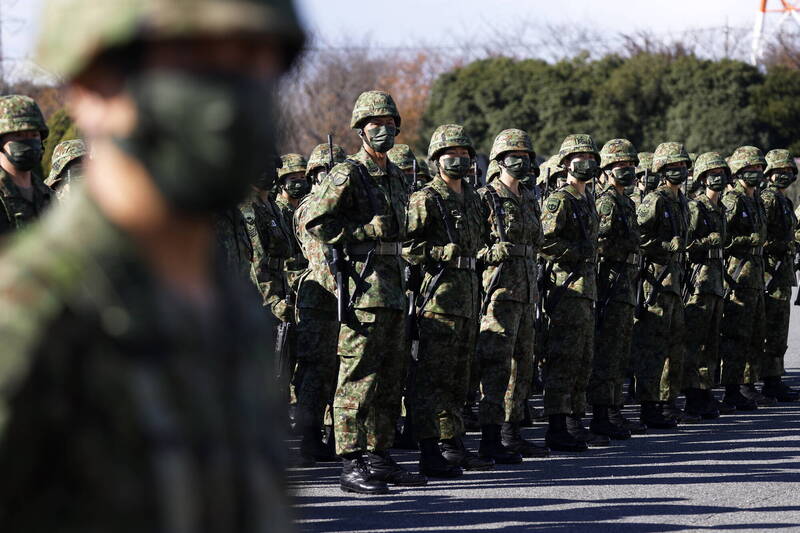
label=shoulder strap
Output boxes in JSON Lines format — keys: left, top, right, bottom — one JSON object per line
{"left": 568, "top": 195, "right": 590, "bottom": 243}
{"left": 426, "top": 187, "right": 457, "bottom": 244}
{"left": 485, "top": 184, "right": 508, "bottom": 242}
{"left": 346, "top": 158, "right": 381, "bottom": 218}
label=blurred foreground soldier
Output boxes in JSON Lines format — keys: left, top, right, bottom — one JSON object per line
{"left": 305, "top": 90, "right": 426, "bottom": 494}
{"left": 0, "top": 0, "right": 305, "bottom": 531}
{"left": 633, "top": 151, "right": 658, "bottom": 210}
{"left": 405, "top": 124, "right": 492, "bottom": 477}
{"left": 44, "top": 138, "right": 87, "bottom": 200}
{"left": 682, "top": 152, "right": 730, "bottom": 418}
{"left": 759, "top": 149, "right": 799, "bottom": 402}
{"left": 540, "top": 134, "right": 602, "bottom": 451}
{"left": 720, "top": 146, "right": 771, "bottom": 410}
{"left": 0, "top": 95, "right": 52, "bottom": 234}
{"left": 589, "top": 139, "right": 643, "bottom": 439}
{"left": 475, "top": 129, "right": 547, "bottom": 462}
{"left": 633, "top": 142, "right": 691, "bottom": 428}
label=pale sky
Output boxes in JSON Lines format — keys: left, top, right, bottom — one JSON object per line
{"left": 0, "top": 0, "right": 776, "bottom": 78}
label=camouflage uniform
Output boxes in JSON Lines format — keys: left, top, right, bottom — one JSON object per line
{"left": 388, "top": 143, "right": 424, "bottom": 192}
{"left": 760, "top": 149, "right": 798, "bottom": 396}
{"left": 304, "top": 91, "right": 409, "bottom": 457}
{"left": 633, "top": 143, "right": 690, "bottom": 422}
{"left": 538, "top": 154, "right": 567, "bottom": 195}
{"left": 475, "top": 129, "right": 543, "bottom": 427}
{"left": 44, "top": 139, "right": 87, "bottom": 200}
{"left": 0, "top": 95, "right": 52, "bottom": 235}
{"left": 632, "top": 151, "right": 656, "bottom": 212}
{"left": 720, "top": 147, "right": 768, "bottom": 391}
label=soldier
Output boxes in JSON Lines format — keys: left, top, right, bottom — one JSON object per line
{"left": 305, "top": 90, "right": 426, "bottom": 494}
{"left": 0, "top": 0, "right": 305, "bottom": 530}
{"left": 293, "top": 142, "right": 346, "bottom": 466}
{"left": 589, "top": 139, "right": 645, "bottom": 439}
{"left": 633, "top": 151, "right": 658, "bottom": 211}
{"left": 388, "top": 143, "right": 423, "bottom": 192}
{"left": 473, "top": 129, "right": 548, "bottom": 462}
{"left": 404, "top": 124, "right": 493, "bottom": 477}
{"left": 686, "top": 152, "right": 703, "bottom": 199}
{"left": 539, "top": 134, "right": 603, "bottom": 451}
{"left": 416, "top": 156, "right": 433, "bottom": 188}
{"left": 538, "top": 154, "right": 565, "bottom": 199}
{"left": 44, "top": 138, "right": 87, "bottom": 200}
{"left": 633, "top": 142, "right": 691, "bottom": 428}
{"left": 682, "top": 152, "right": 731, "bottom": 418}
{"left": 720, "top": 146, "right": 772, "bottom": 410}
{"left": 759, "top": 149, "right": 799, "bottom": 402}
{"left": 0, "top": 95, "right": 52, "bottom": 234}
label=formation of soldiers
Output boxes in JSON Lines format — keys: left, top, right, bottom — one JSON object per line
{"left": 0, "top": 2, "right": 798, "bottom": 530}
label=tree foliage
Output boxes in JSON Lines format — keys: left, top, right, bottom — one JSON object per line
{"left": 42, "top": 108, "right": 79, "bottom": 178}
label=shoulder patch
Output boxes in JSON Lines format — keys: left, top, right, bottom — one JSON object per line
{"left": 332, "top": 171, "right": 349, "bottom": 186}
{"left": 599, "top": 200, "right": 613, "bottom": 216}
{"left": 546, "top": 198, "right": 561, "bottom": 212}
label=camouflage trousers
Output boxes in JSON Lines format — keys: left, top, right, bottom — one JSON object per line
{"left": 632, "top": 290, "right": 684, "bottom": 403}
{"left": 543, "top": 297, "right": 594, "bottom": 416}
{"left": 588, "top": 300, "right": 634, "bottom": 407}
{"left": 293, "top": 307, "right": 340, "bottom": 431}
{"left": 476, "top": 300, "right": 535, "bottom": 425}
{"left": 413, "top": 311, "right": 476, "bottom": 440}
{"left": 762, "top": 287, "right": 791, "bottom": 379}
{"left": 682, "top": 292, "right": 723, "bottom": 390}
{"left": 720, "top": 288, "right": 765, "bottom": 385}
{"left": 333, "top": 308, "right": 407, "bottom": 456}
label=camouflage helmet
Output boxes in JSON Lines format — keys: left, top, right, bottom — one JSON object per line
{"left": 306, "top": 142, "right": 346, "bottom": 176}
{"left": 489, "top": 128, "right": 536, "bottom": 161}
{"left": 37, "top": 0, "right": 306, "bottom": 79}
{"left": 427, "top": 124, "right": 475, "bottom": 161}
{"left": 636, "top": 152, "right": 654, "bottom": 176}
{"left": 0, "top": 95, "right": 49, "bottom": 140}
{"left": 387, "top": 144, "right": 416, "bottom": 170}
{"left": 652, "top": 142, "right": 692, "bottom": 174}
{"left": 728, "top": 146, "right": 766, "bottom": 176}
{"left": 599, "top": 138, "right": 638, "bottom": 169}
{"left": 538, "top": 154, "right": 566, "bottom": 185}
{"left": 486, "top": 159, "right": 501, "bottom": 183}
{"left": 557, "top": 134, "right": 600, "bottom": 166}
{"left": 693, "top": 151, "right": 730, "bottom": 180}
{"left": 350, "top": 90, "right": 401, "bottom": 130}
{"left": 45, "top": 139, "right": 87, "bottom": 186}
{"left": 415, "top": 157, "right": 431, "bottom": 178}
{"left": 764, "top": 149, "right": 797, "bottom": 175}
{"left": 277, "top": 153, "right": 307, "bottom": 179}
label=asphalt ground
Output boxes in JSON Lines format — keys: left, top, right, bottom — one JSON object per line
{"left": 290, "top": 288, "right": 800, "bottom": 532}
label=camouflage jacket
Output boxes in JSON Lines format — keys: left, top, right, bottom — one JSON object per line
{"left": 0, "top": 191, "right": 289, "bottom": 532}
{"left": 0, "top": 169, "right": 52, "bottom": 236}
{"left": 305, "top": 147, "right": 409, "bottom": 311}
{"left": 637, "top": 185, "right": 689, "bottom": 297}
{"left": 540, "top": 183, "right": 599, "bottom": 301}
{"left": 723, "top": 182, "right": 767, "bottom": 291}
{"left": 405, "top": 176, "right": 486, "bottom": 319}
{"left": 214, "top": 206, "right": 253, "bottom": 279}
{"left": 596, "top": 183, "right": 640, "bottom": 306}
{"left": 477, "top": 179, "right": 542, "bottom": 304}
{"left": 686, "top": 194, "right": 726, "bottom": 298}
{"left": 294, "top": 192, "right": 337, "bottom": 317}
{"left": 761, "top": 185, "right": 798, "bottom": 295}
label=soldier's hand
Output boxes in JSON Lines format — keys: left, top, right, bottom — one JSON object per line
{"left": 441, "top": 243, "right": 462, "bottom": 262}
{"left": 749, "top": 232, "right": 764, "bottom": 247}
{"left": 273, "top": 300, "right": 294, "bottom": 323}
{"left": 664, "top": 236, "right": 684, "bottom": 253}
{"left": 363, "top": 215, "right": 396, "bottom": 240}
{"left": 490, "top": 241, "right": 513, "bottom": 263}
{"left": 707, "top": 232, "right": 721, "bottom": 247}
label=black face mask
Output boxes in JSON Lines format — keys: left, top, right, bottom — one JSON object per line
{"left": 771, "top": 171, "right": 796, "bottom": 189}
{"left": 440, "top": 155, "right": 471, "bottom": 180}
{"left": 610, "top": 166, "right": 636, "bottom": 187}
{"left": 3, "top": 139, "right": 43, "bottom": 171}
{"left": 115, "top": 68, "right": 276, "bottom": 213}
{"left": 569, "top": 159, "right": 599, "bottom": 182}
{"left": 663, "top": 167, "right": 688, "bottom": 185}
{"left": 285, "top": 178, "right": 310, "bottom": 199}
{"left": 500, "top": 155, "right": 530, "bottom": 179}
{"left": 706, "top": 171, "right": 727, "bottom": 192}
{"left": 739, "top": 170, "right": 763, "bottom": 187}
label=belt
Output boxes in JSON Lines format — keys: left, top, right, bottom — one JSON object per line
{"left": 747, "top": 245, "right": 763, "bottom": 256}
{"left": 348, "top": 241, "right": 402, "bottom": 256}
{"left": 447, "top": 256, "right": 477, "bottom": 270}
{"left": 707, "top": 248, "right": 723, "bottom": 260}
{"left": 508, "top": 244, "right": 536, "bottom": 258}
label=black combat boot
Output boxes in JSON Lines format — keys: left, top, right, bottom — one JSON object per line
{"left": 589, "top": 405, "right": 631, "bottom": 440}
{"left": 394, "top": 417, "right": 418, "bottom": 450}
{"left": 684, "top": 388, "right": 719, "bottom": 420}
{"left": 300, "top": 424, "right": 338, "bottom": 464}
{"left": 442, "top": 436, "right": 495, "bottom": 470}
{"left": 664, "top": 397, "right": 701, "bottom": 424}
{"left": 501, "top": 422, "right": 550, "bottom": 458}
{"left": 640, "top": 401, "right": 679, "bottom": 429}
{"left": 762, "top": 376, "right": 800, "bottom": 403}
{"left": 340, "top": 454, "right": 389, "bottom": 495}
{"left": 545, "top": 414, "right": 588, "bottom": 452}
{"left": 418, "top": 438, "right": 462, "bottom": 478}
{"left": 708, "top": 389, "right": 735, "bottom": 415}
{"left": 367, "top": 450, "right": 427, "bottom": 486}
{"left": 609, "top": 406, "right": 647, "bottom": 435}
{"left": 479, "top": 424, "right": 522, "bottom": 464}
{"left": 567, "top": 414, "right": 611, "bottom": 447}
{"left": 740, "top": 383, "right": 776, "bottom": 407}
{"left": 722, "top": 384, "right": 757, "bottom": 411}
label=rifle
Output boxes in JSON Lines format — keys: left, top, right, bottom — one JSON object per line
{"left": 326, "top": 133, "right": 349, "bottom": 322}
{"left": 765, "top": 259, "right": 783, "bottom": 294}
{"left": 480, "top": 185, "right": 509, "bottom": 316}
{"left": 405, "top": 264, "right": 423, "bottom": 361}
{"left": 541, "top": 168, "right": 550, "bottom": 211}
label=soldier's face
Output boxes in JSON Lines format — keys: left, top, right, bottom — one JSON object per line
{"left": 364, "top": 117, "right": 396, "bottom": 131}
